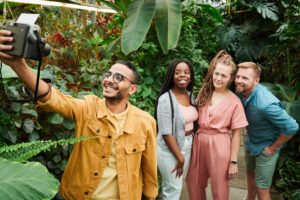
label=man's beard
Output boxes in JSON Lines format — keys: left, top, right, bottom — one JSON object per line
{"left": 104, "top": 91, "right": 123, "bottom": 101}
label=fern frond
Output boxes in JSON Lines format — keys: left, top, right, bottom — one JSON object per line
{"left": 0, "top": 136, "right": 96, "bottom": 162}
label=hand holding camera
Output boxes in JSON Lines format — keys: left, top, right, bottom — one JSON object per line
{"left": 0, "top": 29, "right": 25, "bottom": 67}
{"left": 4, "top": 22, "right": 50, "bottom": 61}
{"left": 0, "top": 14, "right": 52, "bottom": 102}
{"left": 0, "top": 13, "right": 50, "bottom": 62}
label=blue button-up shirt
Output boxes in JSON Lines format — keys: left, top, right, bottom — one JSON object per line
{"left": 238, "top": 84, "right": 299, "bottom": 156}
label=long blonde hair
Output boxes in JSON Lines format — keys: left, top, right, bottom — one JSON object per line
{"left": 197, "top": 50, "right": 236, "bottom": 107}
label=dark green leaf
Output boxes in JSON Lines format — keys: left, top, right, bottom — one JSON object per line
{"left": 142, "top": 88, "right": 152, "bottom": 98}
{"left": 63, "top": 119, "right": 75, "bottom": 130}
{"left": 53, "top": 154, "right": 62, "bottom": 163}
{"left": 22, "top": 118, "right": 35, "bottom": 134}
{"left": 11, "top": 103, "right": 21, "bottom": 112}
{"left": 21, "top": 107, "right": 38, "bottom": 117}
{"left": 13, "top": 119, "right": 22, "bottom": 129}
{"left": 7, "top": 86, "right": 19, "bottom": 98}
{"left": 3, "top": 131, "right": 17, "bottom": 144}
{"left": 46, "top": 113, "right": 64, "bottom": 125}
{"left": 199, "top": 3, "right": 223, "bottom": 24}
{"left": 28, "top": 131, "right": 40, "bottom": 142}
{"left": 47, "top": 161, "right": 56, "bottom": 169}
{"left": 143, "top": 77, "right": 154, "bottom": 84}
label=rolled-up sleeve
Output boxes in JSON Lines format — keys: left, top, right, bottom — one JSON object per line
{"left": 36, "top": 87, "right": 86, "bottom": 121}
{"left": 157, "top": 97, "right": 173, "bottom": 135}
{"left": 263, "top": 102, "right": 299, "bottom": 135}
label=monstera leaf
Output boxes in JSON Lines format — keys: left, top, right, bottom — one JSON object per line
{"left": 0, "top": 158, "right": 59, "bottom": 200}
{"left": 253, "top": 2, "right": 279, "bottom": 21}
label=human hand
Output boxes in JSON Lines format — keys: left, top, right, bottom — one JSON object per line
{"left": 171, "top": 154, "right": 185, "bottom": 178}
{"left": 0, "top": 30, "right": 24, "bottom": 68}
{"left": 228, "top": 162, "right": 238, "bottom": 179}
{"left": 264, "top": 146, "right": 275, "bottom": 156}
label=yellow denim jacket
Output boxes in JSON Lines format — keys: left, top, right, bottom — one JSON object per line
{"left": 37, "top": 88, "right": 158, "bottom": 200}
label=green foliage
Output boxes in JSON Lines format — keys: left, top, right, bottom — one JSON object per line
{"left": 121, "top": 0, "right": 156, "bottom": 54}
{"left": 0, "top": 2, "right": 219, "bottom": 197}
{"left": 275, "top": 135, "right": 300, "bottom": 199}
{"left": 0, "top": 158, "right": 59, "bottom": 200}
{"left": 245, "top": 1, "right": 279, "bottom": 21}
{"left": 98, "top": 0, "right": 184, "bottom": 54}
{"left": 217, "top": 1, "right": 300, "bottom": 198}
{"left": 154, "top": 0, "right": 182, "bottom": 53}
{"left": 262, "top": 82, "right": 300, "bottom": 199}
{"left": 0, "top": 136, "right": 92, "bottom": 162}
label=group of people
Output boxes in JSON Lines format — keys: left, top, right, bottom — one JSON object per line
{"left": 0, "top": 29, "right": 298, "bottom": 200}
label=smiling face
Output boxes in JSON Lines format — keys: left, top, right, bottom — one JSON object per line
{"left": 212, "top": 62, "right": 233, "bottom": 91}
{"left": 102, "top": 63, "right": 137, "bottom": 101}
{"left": 172, "top": 62, "right": 191, "bottom": 90}
{"left": 235, "top": 67, "right": 259, "bottom": 97}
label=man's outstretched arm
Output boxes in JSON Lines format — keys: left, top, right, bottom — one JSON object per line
{"left": 0, "top": 30, "right": 50, "bottom": 102}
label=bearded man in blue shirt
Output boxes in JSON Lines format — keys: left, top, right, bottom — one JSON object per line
{"left": 235, "top": 62, "right": 299, "bottom": 200}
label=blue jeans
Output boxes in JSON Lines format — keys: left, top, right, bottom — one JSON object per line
{"left": 157, "top": 134, "right": 193, "bottom": 200}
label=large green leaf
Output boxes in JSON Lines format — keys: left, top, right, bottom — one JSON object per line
{"left": 218, "top": 25, "right": 242, "bottom": 52}
{"left": 199, "top": 3, "right": 223, "bottom": 24}
{"left": 154, "top": 0, "right": 182, "bottom": 53}
{"left": 0, "top": 158, "right": 59, "bottom": 200}
{"left": 121, "top": 0, "right": 156, "bottom": 55}
{"left": 251, "top": 2, "right": 279, "bottom": 21}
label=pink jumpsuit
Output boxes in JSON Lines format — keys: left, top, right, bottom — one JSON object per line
{"left": 186, "top": 91, "right": 248, "bottom": 200}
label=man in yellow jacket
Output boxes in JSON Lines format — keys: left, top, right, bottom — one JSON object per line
{"left": 0, "top": 30, "right": 158, "bottom": 200}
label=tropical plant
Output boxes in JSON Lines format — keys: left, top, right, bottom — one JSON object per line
{"left": 0, "top": 158, "right": 59, "bottom": 200}
{"left": 0, "top": 2, "right": 221, "bottom": 199}
{"left": 98, "top": 0, "right": 183, "bottom": 54}
{"left": 0, "top": 136, "right": 94, "bottom": 200}
{"left": 263, "top": 82, "right": 300, "bottom": 200}
{"left": 216, "top": 0, "right": 281, "bottom": 62}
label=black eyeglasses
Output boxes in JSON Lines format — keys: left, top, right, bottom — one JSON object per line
{"left": 102, "top": 71, "right": 135, "bottom": 84}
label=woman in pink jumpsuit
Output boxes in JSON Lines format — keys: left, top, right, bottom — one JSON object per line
{"left": 186, "top": 50, "right": 248, "bottom": 200}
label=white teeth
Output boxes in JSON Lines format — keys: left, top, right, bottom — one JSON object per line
{"left": 104, "top": 85, "right": 115, "bottom": 91}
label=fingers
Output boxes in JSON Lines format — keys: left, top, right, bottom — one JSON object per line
{"left": 0, "top": 30, "right": 12, "bottom": 36}
{"left": 0, "top": 43, "right": 13, "bottom": 51}
{"left": 177, "top": 167, "right": 183, "bottom": 177}
{"left": 0, "top": 30, "right": 13, "bottom": 49}
{"left": 228, "top": 172, "right": 238, "bottom": 179}
{"left": 0, "top": 51, "right": 14, "bottom": 59}
{"left": 0, "top": 32, "right": 13, "bottom": 43}
{"left": 0, "top": 30, "right": 14, "bottom": 59}
{"left": 171, "top": 167, "right": 183, "bottom": 178}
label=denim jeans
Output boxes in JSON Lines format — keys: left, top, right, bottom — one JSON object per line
{"left": 157, "top": 134, "right": 193, "bottom": 200}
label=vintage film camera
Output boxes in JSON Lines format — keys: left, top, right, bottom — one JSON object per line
{"left": 4, "top": 20, "right": 50, "bottom": 61}
{"left": 2, "top": 14, "right": 52, "bottom": 102}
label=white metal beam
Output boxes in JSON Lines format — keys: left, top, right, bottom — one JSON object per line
{"left": 1, "top": 0, "right": 117, "bottom": 13}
